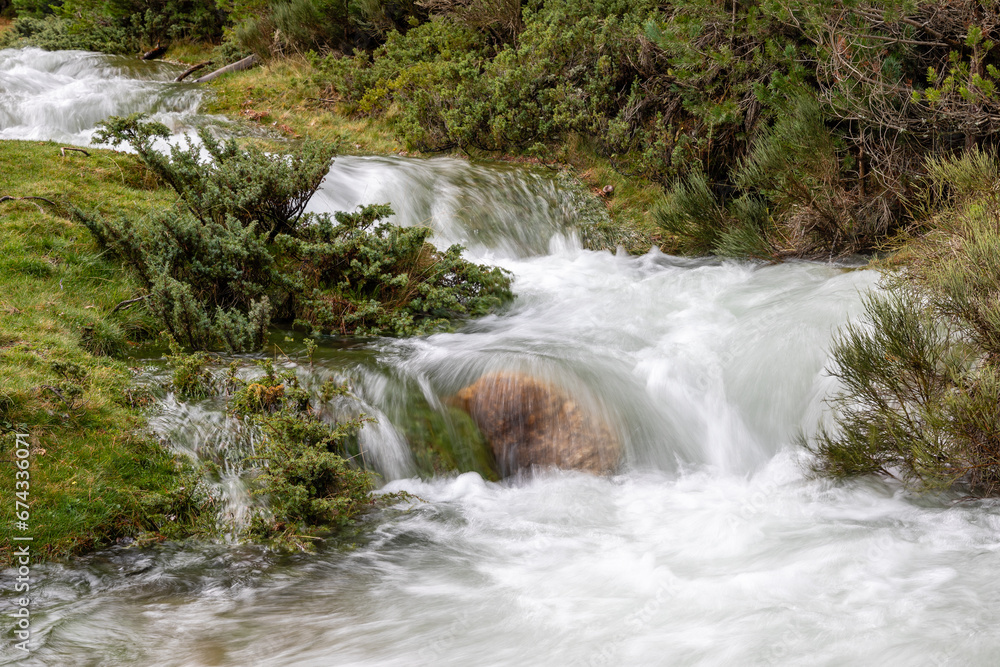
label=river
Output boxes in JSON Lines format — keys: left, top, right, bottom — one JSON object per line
{"left": 2, "top": 48, "right": 999, "bottom": 666}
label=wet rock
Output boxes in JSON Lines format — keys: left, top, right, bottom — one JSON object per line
{"left": 450, "top": 372, "right": 621, "bottom": 475}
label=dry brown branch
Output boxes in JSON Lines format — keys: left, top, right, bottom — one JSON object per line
{"left": 174, "top": 61, "right": 210, "bottom": 82}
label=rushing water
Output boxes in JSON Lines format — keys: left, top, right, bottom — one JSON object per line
{"left": 0, "top": 48, "right": 203, "bottom": 144}
{"left": 3, "top": 49, "right": 1000, "bottom": 666}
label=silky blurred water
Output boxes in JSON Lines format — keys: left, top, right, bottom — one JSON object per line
{"left": 2, "top": 48, "right": 999, "bottom": 667}
{"left": 0, "top": 48, "right": 203, "bottom": 144}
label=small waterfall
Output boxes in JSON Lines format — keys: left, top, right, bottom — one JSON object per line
{"left": 0, "top": 47, "right": 204, "bottom": 144}
{"left": 308, "top": 155, "right": 584, "bottom": 258}
{"left": 148, "top": 394, "right": 265, "bottom": 539}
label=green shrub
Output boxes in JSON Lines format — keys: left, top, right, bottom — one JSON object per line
{"left": 226, "top": 0, "right": 422, "bottom": 58}
{"left": 813, "top": 152, "right": 1000, "bottom": 495}
{"left": 4, "top": 0, "right": 224, "bottom": 51}
{"left": 656, "top": 97, "right": 899, "bottom": 257}
{"left": 0, "top": 16, "right": 137, "bottom": 52}
{"left": 226, "top": 364, "right": 374, "bottom": 541}
{"left": 280, "top": 203, "right": 514, "bottom": 336}
{"left": 79, "top": 114, "right": 513, "bottom": 351}
{"left": 165, "top": 339, "right": 217, "bottom": 398}
{"left": 314, "top": 3, "right": 661, "bottom": 155}
{"left": 653, "top": 169, "right": 729, "bottom": 255}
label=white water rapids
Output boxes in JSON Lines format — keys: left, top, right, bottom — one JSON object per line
{"left": 3, "top": 49, "right": 1000, "bottom": 666}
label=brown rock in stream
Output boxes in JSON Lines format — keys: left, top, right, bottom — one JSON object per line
{"left": 451, "top": 372, "right": 621, "bottom": 475}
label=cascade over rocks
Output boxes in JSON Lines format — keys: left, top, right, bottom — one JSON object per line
{"left": 451, "top": 372, "right": 621, "bottom": 476}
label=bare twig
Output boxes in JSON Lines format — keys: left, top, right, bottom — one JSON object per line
{"left": 110, "top": 294, "right": 150, "bottom": 314}
{"left": 60, "top": 147, "right": 90, "bottom": 157}
{"left": 40, "top": 385, "right": 69, "bottom": 406}
{"left": 0, "top": 195, "right": 58, "bottom": 214}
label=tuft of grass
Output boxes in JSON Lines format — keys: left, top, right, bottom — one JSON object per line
{"left": 164, "top": 41, "right": 220, "bottom": 66}
{"left": 0, "top": 141, "right": 204, "bottom": 566}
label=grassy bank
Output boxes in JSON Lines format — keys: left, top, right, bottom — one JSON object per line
{"left": 0, "top": 141, "right": 202, "bottom": 567}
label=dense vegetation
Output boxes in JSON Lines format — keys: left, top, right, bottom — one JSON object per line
{"left": 7, "top": 0, "right": 1000, "bottom": 259}
{"left": 0, "top": 136, "right": 473, "bottom": 562}
{"left": 163, "top": 352, "right": 379, "bottom": 547}
{"left": 812, "top": 150, "right": 1000, "bottom": 495}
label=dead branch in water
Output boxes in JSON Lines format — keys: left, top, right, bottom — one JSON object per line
{"left": 175, "top": 61, "right": 210, "bottom": 82}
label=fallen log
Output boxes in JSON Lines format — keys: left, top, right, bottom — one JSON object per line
{"left": 174, "top": 61, "right": 210, "bottom": 83}
{"left": 192, "top": 55, "right": 259, "bottom": 84}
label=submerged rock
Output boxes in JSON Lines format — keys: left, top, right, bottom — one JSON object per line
{"left": 450, "top": 372, "right": 621, "bottom": 475}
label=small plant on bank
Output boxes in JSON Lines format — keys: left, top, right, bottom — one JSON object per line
{"left": 79, "top": 114, "right": 514, "bottom": 352}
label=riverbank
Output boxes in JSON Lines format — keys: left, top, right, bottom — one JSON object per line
{"left": 0, "top": 142, "right": 204, "bottom": 567}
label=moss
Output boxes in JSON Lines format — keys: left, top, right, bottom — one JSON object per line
{"left": 383, "top": 386, "right": 497, "bottom": 480}
{"left": 0, "top": 141, "right": 203, "bottom": 567}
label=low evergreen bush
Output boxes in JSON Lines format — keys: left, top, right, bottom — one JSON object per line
{"left": 79, "top": 114, "right": 513, "bottom": 351}
{"left": 226, "top": 361, "right": 374, "bottom": 541}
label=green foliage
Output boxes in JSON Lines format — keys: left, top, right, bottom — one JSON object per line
{"left": 94, "top": 115, "right": 334, "bottom": 241}
{"left": 814, "top": 155, "right": 1000, "bottom": 495}
{"left": 79, "top": 115, "right": 513, "bottom": 351}
{"left": 925, "top": 147, "right": 1000, "bottom": 202}
{"left": 657, "top": 96, "right": 895, "bottom": 257}
{"left": 315, "top": 3, "right": 661, "bottom": 155}
{"left": 165, "top": 338, "right": 217, "bottom": 398}
{"left": 226, "top": 365, "right": 374, "bottom": 540}
{"left": 5, "top": 0, "right": 224, "bottom": 50}
{"left": 280, "top": 203, "right": 514, "bottom": 336}
{"left": 0, "top": 16, "right": 137, "bottom": 52}
{"left": 811, "top": 287, "right": 1000, "bottom": 492}
{"left": 653, "top": 170, "right": 730, "bottom": 255}
{"left": 15, "top": 0, "right": 1000, "bottom": 260}
{"left": 227, "top": 0, "right": 422, "bottom": 58}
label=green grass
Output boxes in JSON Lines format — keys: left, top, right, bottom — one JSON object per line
{"left": 204, "top": 58, "right": 410, "bottom": 154}
{"left": 0, "top": 141, "right": 200, "bottom": 566}
{"left": 163, "top": 40, "right": 219, "bottom": 66}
